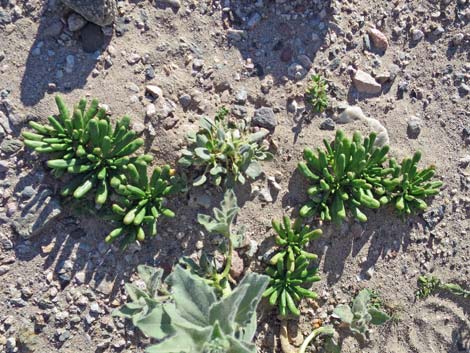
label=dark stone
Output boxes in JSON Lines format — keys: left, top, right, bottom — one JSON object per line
{"left": 320, "top": 118, "right": 335, "bottom": 130}
{"left": 280, "top": 46, "right": 293, "bottom": 62}
{"left": 145, "top": 66, "right": 155, "bottom": 80}
{"left": 61, "top": 0, "right": 116, "bottom": 26}
{"left": 80, "top": 23, "right": 104, "bottom": 53}
{"left": 252, "top": 107, "right": 277, "bottom": 130}
{"left": 422, "top": 205, "right": 445, "bottom": 229}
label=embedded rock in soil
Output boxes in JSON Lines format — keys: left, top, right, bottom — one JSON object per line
{"left": 352, "top": 70, "right": 382, "bottom": 94}
{"left": 367, "top": 28, "right": 388, "bottom": 51}
{"left": 11, "top": 189, "right": 62, "bottom": 239}
{"left": 80, "top": 23, "right": 104, "bottom": 53}
{"left": 61, "top": 0, "right": 116, "bottom": 26}
{"left": 252, "top": 107, "right": 277, "bottom": 130}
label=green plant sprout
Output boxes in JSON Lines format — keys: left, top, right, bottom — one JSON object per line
{"left": 263, "top": 217, "right": 321, "bottom": 317}
{"left": 195, "top": 190, "right": 242, "bottom": 296}
{"left": 106, "top": 164, "right": 178, "bottom": 248}
{"left": 416, "top": 275, "right": 469, "bottom": 299}
{"left": 305, "top": 74, "right": 329, "bottom": 113}
{"left": 178, "top": 108, "right": 273, "bottom": 187}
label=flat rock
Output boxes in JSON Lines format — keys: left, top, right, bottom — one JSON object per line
{"left": 252, "top": 107, "right": 277, "bottom": 130}
{"left": 12, "top": 190, "right": 62, "bottom": 239}
{"left": 0, "top": 139, "right": 22, "bottom": 154}
{"left": 61, "top": 0, "right": 116, "bottom": 26}
{"left": 352, "top": 70, "right": 382, "bottom": 94}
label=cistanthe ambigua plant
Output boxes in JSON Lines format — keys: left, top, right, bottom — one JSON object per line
{"left": 263, "top": 254, "right": 320, "bottom": 317}
{"left": 264, "top": 216, "right": 321, "bottom": 316}
{"left": 382, "top": 152, "right": 443, "bottom": 215}
{"left": 116, "top": 265, "right": 269, "bottom": 353}
{"left": 298, "top": 130, "right": 390, "bottom": 223}
{"left": 178, "top": 107, "right": 273, "bottom": 187}
{"left": 22, "top": 96, "right": 151, "bottom": 206}
{"left": 106, "top": 164, "right": 178, "bottom": 248}
{"left": 298, "top": 130, "right": 442, "bottom": 223}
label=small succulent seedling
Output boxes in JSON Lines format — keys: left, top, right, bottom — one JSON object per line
{"left": 381, "top": 152, "right": 443, "bottom": 215}
{"left": 106, "top": 164, "right": 178, "bottom": 248}
{"left": 263, "top": 255, "right": 320, "bottom": 316}
{"left": 178, "top": 109, "right": 273, "bottom": 187}
{"left": 196, "top": 190, "right": 242, "bottom": 296}
{"left": 22, "top": 96, "right": 150, "bottom": 206}
{"left": 333, "top": 289, "right": 390, "bottom": 341}
{"left": 298, "top": 130, "right": 390, "bottom": 223}
{"left": 416, "top": 275, "right": 469, "bottom": 299}
{"left": 264, "top": 216, "right": 321, "bottom": 316}
{"left": 113, "top": 265, "right": 170, "bottom": 338}
{"left": 305, "top": 74, "right": 329, "bottom": 113}
{"left": 270, "top": 216, "right": 322, "bottom": 270}
{"left": 117, "top": 265, "right": 269, "bottom": 353}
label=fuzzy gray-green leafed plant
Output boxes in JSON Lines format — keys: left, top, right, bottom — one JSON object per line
{"left": 105, "top": 164, "right": 178, "bottom": 248}
{"left": 22, "top": 96, "right": 150, "bottom": 206}
{"left": 113, "top": 265, "right": 170, "bottom": 338}
{"left": 305, "top": 74, "right": 329, "bottom": 113}
{"left": 178, "top": 108, "right": 273, "bottom": 187}
{"left": 416, "top": 275, "right": 469, "bottom": 299}
{"left": 196, "top": 190, "right": 243, "bottom": 296}
{"left": 116, "top": 265, "right": 269, "bottom": 353}
{"left": 333, "top": 289, "right": 390, "bottom": 342}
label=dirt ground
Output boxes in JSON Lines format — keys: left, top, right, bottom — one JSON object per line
{"left": 0, "top": 0, "right": 469, "bottom": 352}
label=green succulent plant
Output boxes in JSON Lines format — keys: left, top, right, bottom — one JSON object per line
{"left": 298, "top": 130, "right": 390, "bottom": 223}
{"left": 106, "top": 164, "right": 178, "bottom": 248}
{"left": 333, "top": 289, "right": 390, "bottom": 341}
{"left": 416, "top": 275, "right": 469, "bottom": 299}
{"left": 116, "top": 265, "right": 269, "bottom": 353}
{"left": 269, "top": 216, "right": 323, "bottom": 270}
{"left": 382, "top": 152, "right": 443, "bottom": 215}
{"left": 178, "top": 109, "right": 273, "bottom": 187}
{"left": 263, "top": 255, "right": 320, "bottom": 316}
{"left": 22, "top": 96, "right": 150, "bottom": 206}
{"left": 305, "top": 74, "right": 329, "bottom": 113}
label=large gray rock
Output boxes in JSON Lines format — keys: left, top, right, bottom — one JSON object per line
{"left": 61, "top": 0, "right": 116, "bottom": 26}
{"left": 12, "top": 189, "right": 62, "bottom": 239}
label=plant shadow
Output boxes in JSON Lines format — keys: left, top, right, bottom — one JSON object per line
{"left": 20, "top": 3, "right": 112, "bottom": 106}
{"left": 223, "top": 0, "right": 332, "bottom": 85}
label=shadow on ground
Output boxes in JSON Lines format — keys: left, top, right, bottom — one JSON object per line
{"left": 223, "top": 0, "right": 332, "bottom": 84}
{"left": 20, "top": 4, "right": 111, "bottom": 106}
